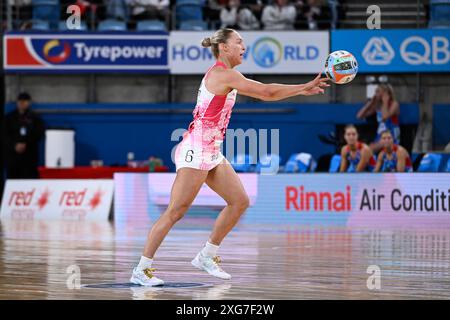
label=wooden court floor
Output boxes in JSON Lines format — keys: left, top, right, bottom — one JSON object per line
{"left": 1, "top": 216, "right": 450, "bottom": 300}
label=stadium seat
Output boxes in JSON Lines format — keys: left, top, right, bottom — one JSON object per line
{"left": 98, "top": 19, "right": 127, "bottom": 31}
{"left": 32, "top": 0, "right": 60, "bottom": 29}
{"left": 256, "top": 154, "right": 282, "bottom": 174}
{"left": 30, "top": 19, "right": 50, "bottom": 30}
{"left": 179, "top": 20, "right": 208, "bottom": 31}
{"left": 231, "top": 154, "right": 254, "bottom": 172}
{"left": 136, "top": 20, "right": 167, "bottom": 32}
{"left": 446, "top": 158, "right": 450, "bottom": 172}
{"left": 417, "top": 153, "right": 442, "bottom": 172}
{"left": 329, "top": 154, "right": 341, "bottom": 173}
{"left": 175, "top": 0, "right": 205, "bottom": 29}
{"left": 429, "top": 0, "right": 450, "bottom": 28}
{"left": 58, "top": 20, "right": 88, "bottom": 31}
{"left": 284, "top": 153, "right": 317, "bottom": 173}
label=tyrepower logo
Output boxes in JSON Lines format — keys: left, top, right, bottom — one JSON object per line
{"left": 286, "top": 186, "right": 351, "bottom": 212}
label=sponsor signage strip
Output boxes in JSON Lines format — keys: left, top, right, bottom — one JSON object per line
{"left": 332, "top": 29, "right": 450, "bottom": 73}
{"left": 4, "top": 29, "right": 449, "bottom": 73}
{"left": 0, "top": 180, "right": 114, "bottom": 221}
{"left": 170, "top": 31, "right": 329, "bottom": 74}
{"left": 114, "top": 173, "right": 450, "bottom": 227}
{"left": 4, "top": 33, "right": 169, "bottom": 73}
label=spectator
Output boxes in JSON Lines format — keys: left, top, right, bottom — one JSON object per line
{"left": 220, "top": 0, "right": 260, "bottom": 29}
{"left": 129, "top": 0, "right": 170, "bottom": 26}
{"left": 3, "top": 92, "right": 45, "bottom": 179}
{"left": 105, "top": 0, "right": 130, "bottom": 21}
{"left": 339, "top": 125, "right": 376, "bottom": 173}
{"left": 241, "top": 0, "right": 265, "bottom": 20}
{"left": 374, "top": 130, "right": 413, "bottom": 172}
{"left": 261, "top": 0, "right": 296, "bottom": 30}
{"left": 357, "top": 83, "right": 400, "bottom": 152}
{"left": 327, "top": 0, "right": 338, "bottom": 29}
{"left": 220, "top": 0, "right": 239, "bottom": 28}
{"left": 304, "top": 0, "right": 322, "bottom": 29}
{"left": 204, "top": 0, "right": 228, "bottom": 27}
{"left": 9, "top": 0, "right": 32, "bottom": 29}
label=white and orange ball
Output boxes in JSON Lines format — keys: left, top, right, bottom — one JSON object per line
{"left": 325, "top": 50, "right": 358, "bottom": 84}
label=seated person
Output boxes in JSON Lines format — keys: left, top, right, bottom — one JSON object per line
{"left": 374, "top": 130, "right": 413, "bottom": 173}
{"left": 241, "top": 0, "right": 265, "bottom": 20}
{"left": 220, "top": 0, "right": 260, "bottom": 29}
{"left": 304, "top": 0, "right": 322, "bottom": 30}
{"left": 129, "top": 0, "right": 170, "bottom": 25}
{"left": 357, "top": 83, "right": 400, "bottom": 153}
{"left": 339, "top": 125, "right": 376, "bottom": 172}
{"left": 261, "top": 0, "right": 296, "bottom": 30}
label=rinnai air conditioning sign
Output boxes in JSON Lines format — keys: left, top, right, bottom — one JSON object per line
{"left": 332, "top": 29, "right": 450, "bottom": 73}
{"left": 3, "top": 33, "right": 169, "bottom": 73}
{"left": 0, "top": 180, "right": 114, "bottom": 220}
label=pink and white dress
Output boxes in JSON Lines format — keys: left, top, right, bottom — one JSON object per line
{"left": 175, "top": 61, "right": 237, "bottom": 171}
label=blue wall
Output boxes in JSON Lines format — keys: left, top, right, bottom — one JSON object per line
{"left": 433, "top": 104, "right": 450, "bottom": 147}
{"left": 4, "top": 103, "right": 420, "bottom": 171}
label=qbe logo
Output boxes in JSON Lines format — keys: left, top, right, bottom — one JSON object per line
{"left": 362, "top": 37, "right": 395, "bottom": 65}
{"left": 363, "top": 35, "right": 450, "bottom": 66}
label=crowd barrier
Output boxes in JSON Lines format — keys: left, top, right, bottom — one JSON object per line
{"left": 4, "top": 29, "right": 450, "bottom": 73}
{"left": 2, "top": 173, "right": 448, "bottom": 227}
{"left": 114, "top": 172, "right": 450, "bottom": 228}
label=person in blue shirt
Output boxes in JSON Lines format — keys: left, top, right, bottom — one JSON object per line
{"left": 374, "top": 130, "right": 413, "bottom": 173}
{"left": 339, "top": 125, "right": 376, "bottom": 172}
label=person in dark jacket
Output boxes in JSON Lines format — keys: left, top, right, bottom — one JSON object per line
{"left": 4, "top": 92, "right": 45, "bottom": 179}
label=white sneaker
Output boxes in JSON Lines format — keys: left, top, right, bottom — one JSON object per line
{"left": 130, "top": 267, "right": 164, "bottom": 286}
{"left": 191, "top": 253, "right": 232, "bottom": 280}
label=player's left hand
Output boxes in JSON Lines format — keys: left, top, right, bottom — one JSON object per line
{"left": 302, "top": 73, "right": 330, "bottom": 95}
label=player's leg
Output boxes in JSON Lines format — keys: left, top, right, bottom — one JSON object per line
{"left": 131, "top": 168, "right": 208, "bottom": 286}
{"left": 191, "top": 160, "right": 249, "bottom": 280}
{"left": 206, "top": 162, "right": 250, "bottom": 245}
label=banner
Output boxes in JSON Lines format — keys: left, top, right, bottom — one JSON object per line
{"left": 170, "top": 31, "right": 329, "bottom": 74}
{"left": 3, "top": 32, "right": 169, "bottom": 73}
{"left": 0, "top": 180, "right": 114, "bottom": 221}
{"left": 332, "top": 29, "right": 450, "bottom": 73}
{"left": 114, "top": 173, "right": 450, "bottom": 227}
{"left": 147, "top": 173, "right": 258, "bottom": 208}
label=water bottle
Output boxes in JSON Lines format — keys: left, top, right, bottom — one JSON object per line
{"left": 127, "top": 152, "right": 135, "bottom": 168}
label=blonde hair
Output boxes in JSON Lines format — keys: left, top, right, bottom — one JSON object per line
{"left": 378, "top": 83, "right": 396, "bottom": 102}
{"left": 201, "top": 28, "right": 235, "bottom": 59}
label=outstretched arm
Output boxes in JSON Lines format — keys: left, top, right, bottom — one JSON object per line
{"left": 221, "top": 70, "right": 330, "bottom": 101}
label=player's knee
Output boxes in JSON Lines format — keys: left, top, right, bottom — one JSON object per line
{"left": 231, "top": 194, "right": 250, "bottom": 213}
{"left": 167, "top": 203, "right": 190, "bottom": 222}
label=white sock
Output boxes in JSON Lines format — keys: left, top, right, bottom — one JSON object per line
{"left": 137, "top": 256, "right": 153, "bottom": 270}
{"left": 200, "top": 241, "right": 219, "bottom": 257}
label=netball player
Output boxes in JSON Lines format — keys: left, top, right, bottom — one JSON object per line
{"left": 130, "top": 28, "right": 330, "bottom": 286}
{"left": 339, "top": 125, "right": 376, "bottom": 172}
{"left": 374, "top": 130, "right": 413, "bottom": 173}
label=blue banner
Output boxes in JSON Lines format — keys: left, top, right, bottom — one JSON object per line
{"left": 4, "top": 32, "right": 169, "bottom": 73}
{"left": 332, "top": 29, "right": 450, "bottom": 73}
